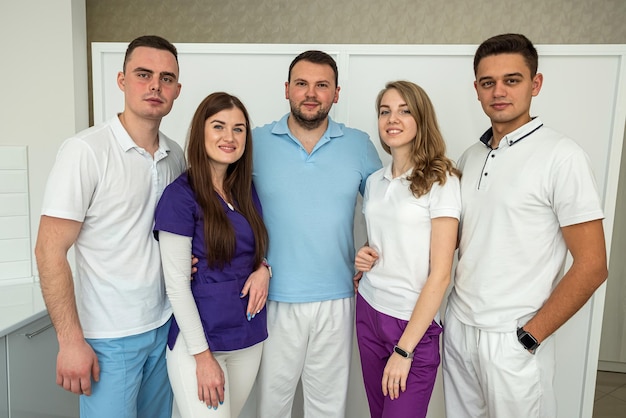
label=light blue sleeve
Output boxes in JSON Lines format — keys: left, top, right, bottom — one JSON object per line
{"left": 361, "top": 138, "right": 383, "bottom": 196}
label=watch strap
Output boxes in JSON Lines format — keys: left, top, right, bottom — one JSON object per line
{"left": 517, "top": 327, "right": 540, "bottom": 353}
{"left": 393, "top": 345, "right": 414, "bottom": 359}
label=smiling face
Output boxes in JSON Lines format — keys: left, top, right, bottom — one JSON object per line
{"left": 285, "top": 60, "right": 340, "bottom": 130}
{"left": 474, "top": 53, "right": 543, "bottom": 138}
{"left": 117, "top": 46, "right": 181, "bottom": 122}
{"left": 378, "top": 88, "right": 418, "bottom": 155}
{"left": 204, "top": 107, "right": 247, "bottom": 174}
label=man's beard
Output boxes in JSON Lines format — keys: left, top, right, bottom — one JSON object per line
{"left": 290, "top": 102, "right": 329, "bottom": 130}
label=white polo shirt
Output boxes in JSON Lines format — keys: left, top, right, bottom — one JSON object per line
{"left": 448, "top": 118, "right": 604, "bottom": 331}
{"left": 41, "top": 116, "right": 186, "bottom": 338}
{"left": 358, "top": 164, "right": 461, "bottom": 321}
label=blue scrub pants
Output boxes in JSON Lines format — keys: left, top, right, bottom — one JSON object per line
{"left": 81, "top": 319, "right": 173, "bottom": 418}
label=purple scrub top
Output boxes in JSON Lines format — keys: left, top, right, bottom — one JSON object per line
{"left": 154, "top": 172, "right": 267, "bottom": 352}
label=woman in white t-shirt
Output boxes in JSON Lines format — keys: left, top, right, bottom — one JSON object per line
{"left": 354, "top": 80, "right": 461, "bottom": 418}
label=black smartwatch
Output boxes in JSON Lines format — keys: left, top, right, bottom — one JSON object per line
{"left": 393, "top": 345, "right": 414, "bottom": 359}
{"left": 517, "top": 327, "right": 540, "bottom": 353}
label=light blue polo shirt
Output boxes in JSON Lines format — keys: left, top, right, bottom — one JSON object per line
{"left": 252, "top": 114, "right": 382, "bottom": 302}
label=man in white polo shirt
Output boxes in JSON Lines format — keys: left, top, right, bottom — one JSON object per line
{"left": 442, "top": 33, "right": 608, "bottom": 417}
{"left": 35, "top": 35, "right": 185, "bottom": 418}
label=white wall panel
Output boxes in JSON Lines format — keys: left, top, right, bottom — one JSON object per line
{"left": 93, "top": 42, "right": 626, "bottom": 418}
{"left": 0, "top": 146, "right": 31, "bottom": 283}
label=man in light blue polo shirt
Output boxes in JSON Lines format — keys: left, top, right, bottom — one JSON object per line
{"left": 252, "top": 50, "right": 382, "bottom": 418}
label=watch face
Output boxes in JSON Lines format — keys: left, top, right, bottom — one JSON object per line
{"left": 520, "top": 332, "right": 537, "bottom": 349}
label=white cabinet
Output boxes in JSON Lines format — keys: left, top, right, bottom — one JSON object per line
{"left": 0, "top": 336, "right": 7, "bottom": 418}
{"left": 5, "top": 315, "right": 78, "bottom": 418}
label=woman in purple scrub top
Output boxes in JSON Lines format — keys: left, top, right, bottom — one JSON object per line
{"left": 154, "top": 92, "right": 270, "bottom": 418}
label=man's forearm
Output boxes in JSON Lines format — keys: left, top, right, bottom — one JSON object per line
{"left": 38, "top": 257, "right": 84, "bottom": 343}
{"left": 523, "top": 261, "right": 607, "bottom": 343}
{"left": 35, "top": 215, "right": 86, "bottom": 343}
{"left": 523, "top": 220, "right": 608, "bottom": 343}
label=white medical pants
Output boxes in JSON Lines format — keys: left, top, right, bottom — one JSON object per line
{"left": 256, "top": 298, "right": 354, "bottom": 418}
{"left": 168, "top": 334, "right": 263, "bottom": 418}
{"left": 442, "top": 309, "right": 556, "bottom": 418}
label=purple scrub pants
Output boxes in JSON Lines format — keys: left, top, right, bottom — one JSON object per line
{"left": 356, "top": 292, "right": 442, "bottom": 418}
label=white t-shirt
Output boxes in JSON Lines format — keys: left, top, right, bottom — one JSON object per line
{"left": 448, "top": 118, "right": 604, "bottom": 331}
{"left": 358, "top": 164, "right": 461, "bottom": 321}
{"left": 41, "top": 116, "right": 186, "bottom": 338}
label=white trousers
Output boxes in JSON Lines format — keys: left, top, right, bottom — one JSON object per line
{"left": 167, "top": 334, "right": 263, "bottom": 418}
{"left": 256, "top": 298, "right": 354, "bottom": 418}
{"left": 442, "top": 309, "right": 556, "bottom": 418}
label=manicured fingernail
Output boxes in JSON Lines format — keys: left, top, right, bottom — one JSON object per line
{"left": 247, "top": 313, "right": 251, "bottom": 321}
{"left": 213, "top": 405, "right": 218, "bottom": 410}
{"left": 240, "top": 292, "right": 244, "bottom": 297}
{"left": 252, "top": 313, "right": 256, "bottom": 319}
{"left": 219, "top": 401, "right": 223, "bottom": 405}
{"left": 256, "top": 310, "right": 261, "bottom": 314}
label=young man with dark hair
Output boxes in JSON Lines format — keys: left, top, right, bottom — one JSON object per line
{"left": 35, "top": 35, "right": 184, "bottom": 418}
{"left": 442, "top": 33, "right": 608, "bottom": 417}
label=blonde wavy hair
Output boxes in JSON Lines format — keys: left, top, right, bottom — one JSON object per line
{"left": 376, "top": 80, "right": 460, "bottom": 197}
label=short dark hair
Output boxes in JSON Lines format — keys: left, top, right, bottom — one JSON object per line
{"left": 123, "top": 35, "right": 178, "bottom": 73}
{"left": 288, "top": 50, "right": 338, "bottom": 86}
{"left": 473, "top": 33, "right": 538, "bottom": 77}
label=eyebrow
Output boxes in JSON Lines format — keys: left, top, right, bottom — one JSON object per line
{"left": 132, "top": 67, "right": 178, "bottom": 80}
{"left": 478, "top": 72, "right": 525, "bottom": 83}
{"left": 210, "top": 119, "right": 246, "bottom": 126}
{"left": 379, "top": 103, "right": 408, "bottom": 108}
{"left": 293, "top": 78, "right": 331, "bottom": 84}
{"left": 132, "top": 67, "right": 154, "bottom": 74}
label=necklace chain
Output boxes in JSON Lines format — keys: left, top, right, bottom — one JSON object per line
{"left": 214, "top": 188, "right": 234, "bottom": 211}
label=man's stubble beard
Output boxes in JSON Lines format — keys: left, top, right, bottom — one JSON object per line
{"left": 290, "top": 102, "right": 330, "bottom": 130}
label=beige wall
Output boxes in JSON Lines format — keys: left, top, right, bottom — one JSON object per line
{"left": 87, "top": 0, "right": 626, "bottom": 44}
{"left": 84, "top": 0, "right": 626, "bottom": 124}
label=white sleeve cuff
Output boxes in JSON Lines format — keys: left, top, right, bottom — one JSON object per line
{"left": 158, "top": 231, "right": 209, "bottom": 354}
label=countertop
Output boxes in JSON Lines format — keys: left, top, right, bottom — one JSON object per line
{"left": 0, "top": 282, "right": 48, "bottom": 337}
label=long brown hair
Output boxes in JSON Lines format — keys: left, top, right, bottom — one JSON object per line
{"left": 186, "top": 92, "right": 268, "bottom": 268}
{"left": 376, "top": 81, "right": 460, "bottom": 198}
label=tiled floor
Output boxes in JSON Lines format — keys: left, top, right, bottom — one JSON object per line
{"left": 594, "top": 371, "right": 626, "bottom": 417}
